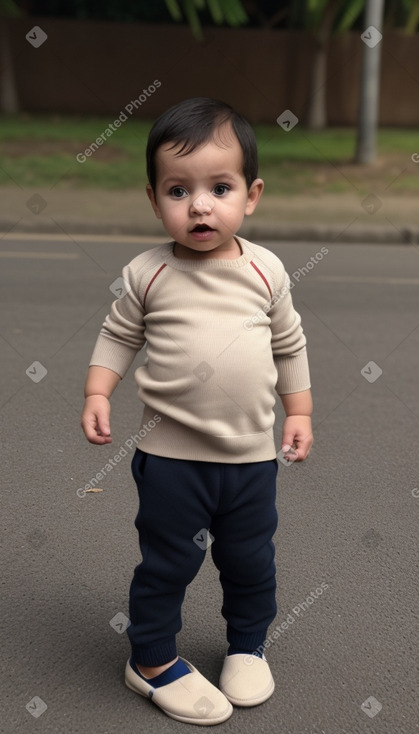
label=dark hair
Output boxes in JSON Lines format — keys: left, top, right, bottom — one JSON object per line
{"left": 146, "top": 97, "right": 258, "bottom": 191}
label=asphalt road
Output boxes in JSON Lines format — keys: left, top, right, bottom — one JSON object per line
{"left": 1, "top": 234, "right": 418, "bottom": 734}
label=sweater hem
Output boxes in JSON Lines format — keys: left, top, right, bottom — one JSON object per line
{"left": 137, "top": 406, "right": 278, "bottom": 463}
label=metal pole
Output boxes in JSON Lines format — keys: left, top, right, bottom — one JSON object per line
{"left": 355, "top": 0, "right": 385, "bottom": 164}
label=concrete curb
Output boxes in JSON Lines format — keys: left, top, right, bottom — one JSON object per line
{"left": 1, "top": 217, "right": 418, "bottom": 244}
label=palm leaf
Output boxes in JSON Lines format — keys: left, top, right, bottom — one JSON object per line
{"left": 223, "top": 0, "right": 248, "bottom": 26}
{"left": 334, "top": 0, "right": 364, "bottom": 33}
{"left": 165, "top": 0, "right": 247, "bottom": 39}
{"left": 165, "top": 0, "right": 183, "bottom": 22}
{"left": 306, "top": 0, "right": 329, "bottom": 29}
{"left": 405, "top": 0, "right": 419, "bottom": 32}
{"left": 206, "top": 0, "right": 223, "bottom": 25}
{"left": 183, "top": 0, "right": 203, "bottom": 40}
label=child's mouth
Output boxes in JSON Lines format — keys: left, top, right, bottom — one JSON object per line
{"left": 191, "top": 224, "right": 214, "bottom": 232}
{"left": 190, "top": 224, "right": 215, "bottom": 241}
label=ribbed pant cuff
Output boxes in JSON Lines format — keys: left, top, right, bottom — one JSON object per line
{"left": 226, "top": 627, "right": 268, "bottom": 654}
{"left": 130, "top": 637, "right": 177, "bottom": 667}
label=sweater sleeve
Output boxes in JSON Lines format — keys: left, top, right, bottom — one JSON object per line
{"left": 269, "top": 264, "right": 311, "bottom": 395}
{"left": 89, "top": 261, "right": 146, "bottom": 378}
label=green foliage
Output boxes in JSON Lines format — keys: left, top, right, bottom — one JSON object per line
{"left": 290, "top": 0, "right": 419, "bottom": 33}
{"left": 306, "top": 0, "right": 330, "bottom": 29}
{"left": 288, "top": 0, "right": 363, "bottom": 32}
{"left": 165, "top": 0, "right": 183, "bottom": 21}
{"left": 334, "top": 0, "right": 364, "bottom": 32}
{"left": 0, "top": 0, "right": 21, "bottom": 18}
{"left": 171, "top": 0, "right": 205, "bottom": 40}
{"left": 404, "top": 0, "right": 419, "bottom": 31}
{"left": 164, "top": 0, "right": 248, "bottom": 39}
{"left": 385, "top": 0, "right": 419, "bottom": 31}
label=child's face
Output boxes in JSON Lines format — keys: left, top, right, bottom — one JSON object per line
{"left": 146, "top": 125, "right": 263, "bottom": 258}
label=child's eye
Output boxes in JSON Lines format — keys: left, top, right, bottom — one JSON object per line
{"left": 213, "top": 184, "right": 230, "bottom": 196}
{"left": 170, "top": 186, "right": 187, "bottom": 198}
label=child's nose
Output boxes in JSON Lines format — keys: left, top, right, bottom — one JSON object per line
{"left": 191, "top": 193, "right": 215, "bottom": 215}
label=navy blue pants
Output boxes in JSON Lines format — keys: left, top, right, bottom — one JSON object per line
{"left": 127, "top": 449, "right": 278, "bottom": 666}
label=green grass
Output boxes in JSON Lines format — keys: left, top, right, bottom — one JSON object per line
{"left": 0, "top": 114, "right": 418, "bottom": 194}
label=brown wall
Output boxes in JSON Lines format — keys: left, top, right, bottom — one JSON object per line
{"left": 8, "top": 17, "right": 419, "bottom": 125}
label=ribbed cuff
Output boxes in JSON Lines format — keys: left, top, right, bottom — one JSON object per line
{"left": 89, "top": 333, "right": 137, "bottom": 378}
{"left": 129, "top": 636, "right": 177, "bottom": 667}
{"left": 226, "top": 626, "right": 269, "bottom": 654}
{"left": 274, "top": 349, "right": 311, "bottom": 395}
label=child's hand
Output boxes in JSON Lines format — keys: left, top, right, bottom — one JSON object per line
{"left": 81, "top": 395, "right": 113, "bottom": 445}
{"left": 281, "top": 415, "right": 313, "bottom": 462}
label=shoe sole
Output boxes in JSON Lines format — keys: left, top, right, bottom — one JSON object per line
{"left": 125, "top": 662, "right": 233, "bottom": 725}
{"left": 220, "top": 678, "right": 275, "bottom": 707}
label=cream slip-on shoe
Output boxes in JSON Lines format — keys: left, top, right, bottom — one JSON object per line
{"left": 219, "top": 654, "right": 275, "bottom": 707}
{"left": 125, "top": 657, "right": 233, "bottom": 725}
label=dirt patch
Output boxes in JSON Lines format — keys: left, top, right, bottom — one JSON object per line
{"left": 0, "top": 139, "right": 129, "bottom": 161}
{"left": 287, "top": 153, "right": 418, "bottom": 193}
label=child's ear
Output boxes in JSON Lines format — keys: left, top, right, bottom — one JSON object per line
{"left": 146, "top": 184, "right": 162, "bottom": 219}
{"left": 245, "top": 178, "right": 264, "bottom": 215}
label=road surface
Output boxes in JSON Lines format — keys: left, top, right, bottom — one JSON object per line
{"left": 1, "top": 234, "right": 418, "bottom": 733}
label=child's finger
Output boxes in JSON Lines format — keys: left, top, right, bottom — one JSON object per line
{"left": 294, "top": 436, "right": 313, "bottom": 461}
{"left": 92, "top": 404, "right": 112, "bottom": 440}
{"left": 280, "top": 441, "right": 298, "bottom": 462}
{"left": 96, "top": 415, "right": 111, "bottom": 438}
{"left": 82, "top": 412, "right": 112, "bottom": 444}
{"left": 281, "top": 436, "right": 296, "bottom": 454}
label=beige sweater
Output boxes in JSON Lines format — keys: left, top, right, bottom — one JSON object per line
{"left": 90, "top": 237, "right": 311, "bottom": 463}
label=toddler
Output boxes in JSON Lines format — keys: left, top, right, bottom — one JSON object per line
{"left": 81, "top": 97, "right": 313, "bottom": 725}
